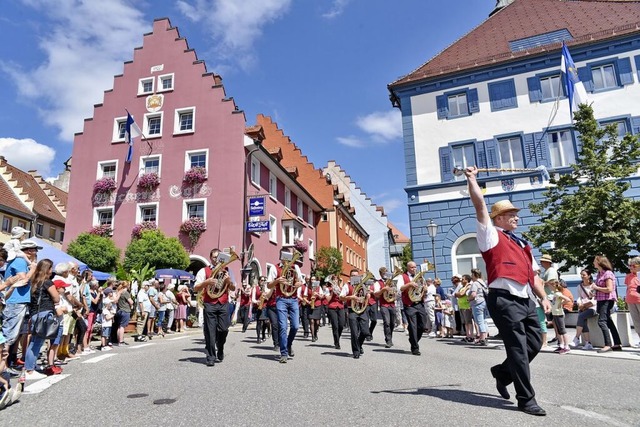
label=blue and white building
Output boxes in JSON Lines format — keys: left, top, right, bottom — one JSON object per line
{"left": 388, "top": 0, "right": 640, "bottom": 285}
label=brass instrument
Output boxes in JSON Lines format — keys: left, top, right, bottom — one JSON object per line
{"left": 382, "top": 267, "right": 403, "bottom": 303}
{"left": 351, "top": 271, "right": 374, "bottom": 314}
{"left": 327, "top": 275, "right": 342, "bottom": 297}
{"left": 279, "top": 250, "right": 302, "bottom": 297}
{"left": 257, "top": 286, "right": 270, "bottom": 310}
{"left": 408, "top": 270, "right": 426, "bottom": 303}
{"left": 205, "top": 249, "right": 240, "bottom": 299}
{"left": 309, "top": 280, "right": 320, "bottom": 309}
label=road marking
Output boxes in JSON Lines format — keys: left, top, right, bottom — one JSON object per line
{"left": 23, "top": 374, "right": 70, "bottom": 394}
{"left": 130, "top": 343, "right": 155, "bottom": 349}
{"left": 82, "top": 354, "right": 117, "bottom": 364}
{"left": 561, "top": 406, "right": 630, "bottom": 427}
{"left": 168, "top": 335, "right": 190, "bottom": 341}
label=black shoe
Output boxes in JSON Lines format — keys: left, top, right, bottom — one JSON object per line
{"left": 359, "top": 347, "right": 364, "bottom": 355}
{"left": 547, "top": 337, "right": 558, "bottom": 344}
{"left": 490, "top": 366, "right": 510, "bottom": 399}
{"left": 612, "top": 345, "right": 623, "bottom": 351}
{"left": 287, "top": 347, "right": 295, "bottom": 358}
{"left": 365, "top": 336, "right": 373, "bottom": 342}
{"left": 353, "top": 354, "right": 360, "bottom": 359}
{"left": 411, "top": 350, "right": 421, "bottom": 356}
{"left": 217, "top": 351, "right": 224, "bottom": 362}
{"left": 206, "top": 360, "right": 215, "bottom": 367}
{"left": 273, "top": 345, "right": 279, "bottom": 351}
{"left": 385, "top": 342, "right": 391, "bottom": 348}
{"left": 518, "top": 404, "right": 546, "bottom": 416}
{"left": 334, "top": 344, "right": 341, "bottom": 350}
{"left": 303, "top": 334, "right": 309, "bottom": 339}
{"left": 119, "top": 341, "right": 129, "bottom": 346}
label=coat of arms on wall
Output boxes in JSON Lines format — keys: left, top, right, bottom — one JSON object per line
{"left": 501, "top": 179, "right": 514, "bottom": 192}
{"left": 146, "top": 94, "right": 164, "bottom": 112}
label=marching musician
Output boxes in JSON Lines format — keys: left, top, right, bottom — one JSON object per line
{"left": 297, "top": 277, "right": 311, "bottom": 339}
{"left": 238, "top": 276, "right": 252, "bottom": 333}
{"left": 264, "top": 281, "right": 280, "bottom": 351}
{"left": 325, "top": 275, "right": 347, "bottom": 350}
{"left": 267, "top": 248, "right": 303, "bottom": 364}
{"left": 374, "top": 267, "right": 395, "bottom": 348}
{"left": 366, "top": 275, "right": 378, "bottom": 342}
{"left": 399, "top": 261, "right": 427, "bottom": 356}
{"left": 307, "top": 276, "right": 323, "bottom": 342}
{"left": 252, "top": 276, "right": 270, "bottom": 344}
{"left": 193, "top": 248, "right": 236, "bottom": 367}
{"left": 344, "top": 269, "right": 370, "bottom": 359}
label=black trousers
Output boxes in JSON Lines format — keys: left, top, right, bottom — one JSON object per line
{"left": 487, "top": 290, "right": 542, "bottom": 407}
{"left": 203, "top": 302, "right": 230, "bottom": 362}
{"left": 367, "top": 302, "right": 378, "bottom": 338}
{"left": 348, "top": 309, "right": 369, "bottom": 356}
{"left": 404, "top": 303, "right": 427, "bottom": 351}
{"left": 300, "top": 305, "right": 310, "bottom": 336}
{"left": 267, "top": 306, "right": 280, "bottom": 347}
{"left": 328, "top": 308, "right": 345, "bottom": 346}
{"left": 239, "top": 305, "right": 250, "bottom": 332}
{"left": 380, "top": 305, "right": 396, "bottom": 345}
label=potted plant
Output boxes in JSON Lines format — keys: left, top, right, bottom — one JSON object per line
{"left": 93, "top": 176, "right": 117, "bottom": 195}
{"left": 89, "top": 224, "right": 112, "bottom": 237}
{"left": 183, "top": 166, "right": 207, "bottom": 185}
{"left": 293, "top": 239, "right": 308, "bottom": 254}
{"left": 131, "top": 221, "right": 157, "bottom": 239}
{"left": 180, "top": 217, "right": 207, "bottom": 248}
{"left": 187, "top": 314, "right": 198, "bottom": 328}
{"left": 137, "top": 172, "right": 160, "bottom": 191}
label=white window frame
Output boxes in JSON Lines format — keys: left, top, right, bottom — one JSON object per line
{"left": 136, "top": 202, "right": 159, "bottom": 224}
{"left": 451, "top": 234, "right": 486, "bottom": 278}
{"left": 173, "top": 106, "right": 195, "bottom": 135}
{"left": 157, "top": 73, "right": 174, "bottom": 92}
{"left": 284, "top": 188, "right": 291, "bottom": 210}
{"left": 540, "top": 74, "right": 562, "bottom": 100}
{"left": 269, "top": 172, "right": 277, "bottom": 200}
{"left": 308, "top": 239, "right": 315, "bottom": 260}
{"left": 112, "top": 116, "right": 127, "bottom": 143}
{"left": 97, "top": 160, "right": 118, "bottom": 180}
{"left": 138, "top": 77, "right": 154, "bottom": 95}
{"left": 185, "top": 149, "right": 209, "bottom": 172}
{"left": 183, "top": 198, "right": 207, "bottom": 222}
{"left": 498, "top": 136, "right": 525, "bottom": 170}
{"left": 448, "top": 93, "right": 468, "bottom": 117}
{"left": 143, "top": 112, "right": 163, "bottom": 138}
{"left": 297, "top": 199, "right": 303, "bottom": 219}
{"left": 282, "top": 221, "right": 302, "bottom": 246}
{"left": 93, "top": 207, "right": 115, "bottom": 228}
{"left": 307, "top": 207, "right": 313, "bottom": 225}
{"left": 451, "top": 144, "right": 475, "bottom": 181}
{"left": 35, "top": 222, "right": 44, "bottom": 236}
{"left": 250, "top": 158, "right": 261, "bottom": 187}
{"left": 591, "top": 64, "right": 617, "bottom": 91}
{"left": 548, "top": 130, "right": 575, "bottom": 168}
{"left": 269, "top": 215, "right": 277, "bottom": 243}
{"left": 139, "top": 155, "right": 162, "bottom": 176}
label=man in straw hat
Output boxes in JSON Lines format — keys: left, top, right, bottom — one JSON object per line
{"left": 463, "top": 166, "right": 551, "bottom": 417}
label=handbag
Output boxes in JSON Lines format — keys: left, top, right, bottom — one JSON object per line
{"left": 32, "top": 286, "right": 60, "bottom": 339}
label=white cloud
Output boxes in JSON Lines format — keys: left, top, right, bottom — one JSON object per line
{"left": 0, "top": 138, "right": 56, "bottom": 176}
{"left": 379, "top": 198, "right": 403, "bottom": 213}
{"left": 336, "top": 135, "right": 365, "bottom": 148}
{"left": 1, "top": 0, "right": 149, "bottom": 142}
{"left": 177, "top": 0, "right": 292, "bottom": 71}
{"left": 355, "top": 110, "right": 402, "bottom": 142}
{"left": 322, "top": 0, "right": 351, "bottom": 19}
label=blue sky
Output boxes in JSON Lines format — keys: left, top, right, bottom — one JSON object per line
{"left": 0, "top": 0, "right": 494, "bottom": 236}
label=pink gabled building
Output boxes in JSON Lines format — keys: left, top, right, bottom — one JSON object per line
{"left": 65, "top": 18, "right": 321, "bottom": 281}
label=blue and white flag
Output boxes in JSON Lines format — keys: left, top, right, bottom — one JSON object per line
{"left": 125, "top": 112, "right": 142, "bottom": 163}
{"left": 560, "top": 42, "right": 588, "bottom": 120}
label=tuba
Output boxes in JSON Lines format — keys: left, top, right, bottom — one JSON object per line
{"left": 279, "top": 250, "right": 302, "bottom": 297}
{"left": 382, "top": 267, "right": 404, "bottom": 303}
{"left": 408, "top": 270, "right": 426, "bottom": 303}
{"left": 351, "top": 271, "right": 375, "bottom": 314}
{"left": 205, "top": 249, "right": 240, "bottom": 299}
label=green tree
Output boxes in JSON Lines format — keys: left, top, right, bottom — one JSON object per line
{"left": 399, "top": 241, "right": 413, "bottom": 271}
{"left": 67, "top": 232, "right": 120, "bottom": 273}
{"left": 124, "top": 230, "right": 190, "bottom": 271}
{"left": 313, "top": 246, "right": 343, "bottom": 280}
{"left": 528, "top": 104, "right": 640, "bottom": 272}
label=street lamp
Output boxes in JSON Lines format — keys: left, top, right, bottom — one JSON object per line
{"left": 241, "top": 139, "right": 262, "bottom": 266}
{"left": 427, "top": 219, "right": 438, "bottom": 277}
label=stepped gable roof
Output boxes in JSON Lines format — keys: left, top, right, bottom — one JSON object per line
{"left": 2, "top": 161, "right": 66, "bottom": 224}
{"left": 390, "top": 0, "right": 640, "bottom": 88}
{"left": 388, "top": 221, "right": 409, "bottom": 244}
{"left": 42, "top": 181, "right": 68, "bottom": 215}
{"left": 326, "top": 161, "right": 388, "bottom": 219}
{"left": 0, "top": 175, "right": 33, "bottom": 218}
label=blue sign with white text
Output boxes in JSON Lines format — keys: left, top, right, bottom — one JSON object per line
{"left": 246, "top": 221, "right": 270, "bottom": 233}
{"left": 249, "top": 197, "right": 265, "bottom": 216}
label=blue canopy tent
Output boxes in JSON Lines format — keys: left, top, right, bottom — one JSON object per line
{"left": 155, "top": 268, "right": 195, "bottom": 281}
{"left": 31, "top": 237, "right": 111, "bottom": 280}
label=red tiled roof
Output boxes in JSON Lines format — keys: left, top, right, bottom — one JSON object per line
{"left": 388, "top": 221, "right": 410, "bottom": 244}
{"left": 43, "top": 181, "right": 68, "bottom": 214}
{"left": 390, "top": 0, "right": 640, "bottom": 87}
{"left": 0, "top": 175, "right": 33, "bottom": 218}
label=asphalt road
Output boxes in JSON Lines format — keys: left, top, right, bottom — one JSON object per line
{"left": 2, "top": 323, "right": 639, "bottom": 426}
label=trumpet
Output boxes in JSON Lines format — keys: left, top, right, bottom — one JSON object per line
{"left": 279, "top": 250, "right": 302, "bottom": 297}
{"left": 382, "top": 267, "right": 403, "bottom": 303}
{"left": 408, "top": 270, "right": 426, "bottom": 303}
{"left": 351, "top": 271, "right": 375, "bottom": 314}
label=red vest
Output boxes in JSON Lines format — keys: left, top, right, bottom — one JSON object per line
{"left": 327, "top": 290, "right": 343, "bottom": 309}
{"left": 253, "top": 287, "right": 262, "bottom": 306}
{"left": 378, "top": 279, "right": 395, "bottom": 308}
{"left": 202, "top": 266, "right": 229, "bottom": 305}
{"left": 367, "top": 283, "right": 377, "bottom": 306}
{"left": 239, "top": 290, "right": 251, "bottom": 306}
{"left": 481, "top": 231, "right": 535, "bottom": 288}
{"left": 266, "top": 290, "right": 277, "bottom": 308}
{"left": 401, "top": 273, "right": 416, "bottom": 307}
{"left": 297, "top": 285, "right": 308, "bottom": 305}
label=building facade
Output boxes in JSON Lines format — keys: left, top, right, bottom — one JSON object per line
{"left": 388, "top": 0, "right": 640, "bottom": 285}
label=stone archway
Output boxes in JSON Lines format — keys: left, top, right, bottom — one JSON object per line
{"left": 187, "top": 255, "right": 208, "bottom": 277}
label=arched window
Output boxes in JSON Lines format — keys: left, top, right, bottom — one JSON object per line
{"left": 453, "top": 234, "right": 486, "bottom": 278}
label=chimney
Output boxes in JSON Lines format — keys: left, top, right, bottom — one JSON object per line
{"left": 490, "top": 0, "right": 515, "bottom": 16}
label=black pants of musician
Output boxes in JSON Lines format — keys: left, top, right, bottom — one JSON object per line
{"left": 348, "top": 309, "right": 369, "bottom": 356}
{"left": 239, "top": 304, "right": 251, "bottom": 332}
{"left": 367, "top": 302, "right": 378, "bottom": 339}
{"left": 267, "top": 306, "right": 280, "bottom": 348}
{"left": 299, "top": 305, "right": 310, "bottom": 337}
{"left": 380, "top": 305, "right": 396, "bottom": 345}
{"left": 487, "top": 289, "right": 542, "bottom": 408}
{"left": 404, "top": 302, "right": 427, "bottom": 352}
{"left": 309, "top": 305, "right": 321, "bottom": 340}
{"left": 255, "top": 307, "right": 269, "bottom": 342}
{"left": 321, "top": 305, "right": 328, "bottom": 326}
{"left": 203, "top": 302, "right": 230, "bottom": 363}
{"left": 328, "top": 308, "right": 345, "bottom": 347}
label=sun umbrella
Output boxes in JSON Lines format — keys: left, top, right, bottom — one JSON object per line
{"left": 154, "top": 268, "right": 195, "bottom": 280}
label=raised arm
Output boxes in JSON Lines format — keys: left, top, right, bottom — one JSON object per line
{"left": 464, "top": 166, "right": 490, "bottom": 226}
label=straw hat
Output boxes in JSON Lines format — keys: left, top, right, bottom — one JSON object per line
{"left": 490, "top": 200, "right": 520, "bottom": 219}
{"left": 539, "top": 254, "right": 553, "bottom": 263}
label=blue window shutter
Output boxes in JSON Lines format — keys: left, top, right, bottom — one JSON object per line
{"left": 467, "top": 88, "right": 480, "bottom": 113}
{"left": 533, "top": 132, "right": 550, "bottom": 168}
{"left": 475, "top": 140, "right": 488, "bottom": 171}
{"left": 635, "top": 55, "right": 640, "bottom": 82}
{"left": 489, "top": 80, "right": 517, "bottom": 111}
{"left": 522, "top": 133, "right": 537, "bottom": 168}
{"left": 436, "top": 95, "right": 448, "bottom": 119}
{"left": 485, "top": 139, "right": 499, "bottom": 175}
{"left": 631, "top": 116, "right": 640, "bottom": 134}
{"left": 527, "top": 77, "right": 542, "bottom": 102}
{"left": 577, "top": 66, "right": 593, "bottom": 92}
{"left": 617, "top": 57, "right": 633, "bottom": 85}
{"left": 439, "top": 146, "right": 453, "bottom": 182}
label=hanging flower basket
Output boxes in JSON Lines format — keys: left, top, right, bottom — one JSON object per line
{"left": 294, "top": 239, "right": 308, "bottom": 254}
{"left": 180, "top": 217, "right": 207, "bottom": 248}
{"left": 137, "top": 172, "right": 160, "bottom": 191}
{"left": 131, "top": 221, "right": 157, "bottom": 239}
{"left": 89, "top": 224, "right": 112, "bottom": 237}
{"left": 93, "top": 177, "right": 117, "bottom": 195}
{"left": 183, "top": 167, "right": 207, "bottom": 185}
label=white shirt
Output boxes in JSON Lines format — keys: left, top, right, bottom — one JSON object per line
{"left": 476, "top": 220, "right": 539, "bottom": 298}
{"left": 424, "top": 284, "right": 437, "bottom": 303}
{"left": 267, "top": 263, "right": 302, "bottom": 282}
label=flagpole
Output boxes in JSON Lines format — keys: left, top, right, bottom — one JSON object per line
{"left": 125, "top": 108, "right": 153, "bottom": 153}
